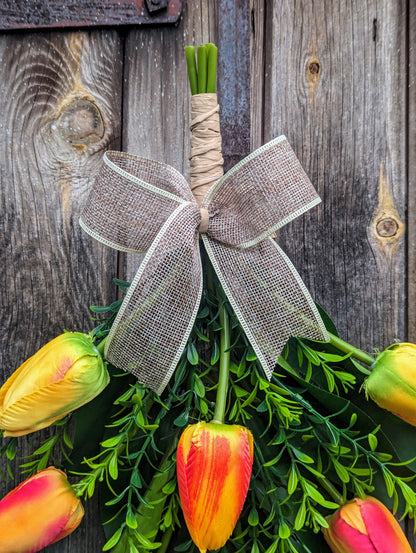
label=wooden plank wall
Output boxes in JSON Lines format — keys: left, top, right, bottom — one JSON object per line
{"left": 0, "top": 0, "right": 414, "bottom": 550}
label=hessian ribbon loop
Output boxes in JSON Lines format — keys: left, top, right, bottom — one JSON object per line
{"left": 80, "top": 135, "right": 329, "bottom": 394}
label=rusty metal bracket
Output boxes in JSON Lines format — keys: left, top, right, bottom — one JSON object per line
{"left": 0, "top": 0, "right": 181, "bottom": 31}
{"left": 145, "top": 0, "right": 168, "bottom": 14}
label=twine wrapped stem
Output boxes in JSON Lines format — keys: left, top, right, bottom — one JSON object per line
{"left": 189, "top": 93, "right": 224, "bottom": 207}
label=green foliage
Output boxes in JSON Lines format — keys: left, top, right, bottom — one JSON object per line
{"left": 3, "top": 273, "right": 416, "bottom": 552}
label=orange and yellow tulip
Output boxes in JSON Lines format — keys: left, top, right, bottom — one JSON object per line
{"left": 177, "top": 421, "right": 253, "bottom": 553}
{"left": 322, "top": 496, "right": 412, "bottom": 553}
{"left": 0, "top": 466, "right": 84, "bottom": 553}
{"left": 364, "top": 342, "right": 416, "bottom": 426}
{"left": 0, "top": 332, "right": 109, "bottom": 437}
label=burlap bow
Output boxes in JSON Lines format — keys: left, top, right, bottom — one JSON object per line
{"left": 80, "top": 135, "right": 329, "bottom": 394}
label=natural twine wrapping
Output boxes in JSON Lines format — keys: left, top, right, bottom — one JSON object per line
{"left": 189, "top": 93, "right": 224, "bottom": 206}
{"left": 80, "top": 98, "right": 328, "bottom": 394}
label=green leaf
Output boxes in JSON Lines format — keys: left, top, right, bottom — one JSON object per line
{"left": 368, "top": 433, "right": 378, "bottom": 451}
{"left": 304, "top": 482, "right": 340, "bottom": 509}
{"left": 332, "top": 459, "right": 350, "bottom": 483}
{"left": 109, "top": 451, "right": 119, "bottom": 480}
{"left": 32, "top": 436, "right": 58, "bottom": 456}
{"left": 291, "top": 447, "right": 314, "bottom": 464}
{"left": 256, "top": 399, "right": 268, "bottom": 413}
{"left": 90, "top": 305, "right": 112, "bottom": 313}
{"left": 246, "top": 347, "right": 258, "bottom": 361}
{"left": 288, "top": 465, "right": 298, "bottom": 494}
{"left": 264, "top": 540, "right": 279, "bottom": 553}
{"left": 234, "top": 385, "right": 248, "bottom": 398}
{"left": 193, "top": 325, "right": 210, "bottom": 342}
{"left": 211, "top": 341, "right": 220, "bottom": 365}
{"left": 5, "top": 439, "right": 17, "bottom": 461}
{"left": 109, "top": 299, "right": 123, "bottom": 312}
{"left": 134, "top": 531, "right": 161, "bottom": 549}
{"left": 196, "top": 306, "right": 209, "bottom": 319}
{"left": 187, "top": 342, "right": 199, "bottom": 365}
{"left": 113, "top": 278, "right": 131, "bottom": 291}
{"left": 311, "top": 508, "right": 329, "bottom": 528}
{"left": 264, "top": 449, "right": 285, "bottom": 467}
{"left": 294, "top": 500, "right": 307, "bottom": 530}
{"left": 193, "top": 374, "right": 205, "bottom": 398}
{"left": 63, "top": 427, "right": 73, "bottom": 450}
{"left": 126, "top": 507, "right": 138, "bottom": 529}
{"left": 101, "top": 434, "right": 124, "bottom": 448}
{"left": 174, "top": 411, "right": 189, "bottom": 427}
{"left": 103, "top": 527, "right": 124, "bottom": 550}
{"left": 162, "top": 480, "right": 176, "bottom": 495}
{"left": 382, "top": 468, "right": 396, "bottom": 498}
{"left": 398, "top": 480, "right": 416, "bottom": 505}
{"left": 279, "top": 521, "right": 291, "bottom": 539}
{"left": 317, "top": 351, "right": 352, "bottom": 363}
{"left": 164, "top": 506, "right": 173, "bottom": 527}
{"left": 248, "top": 506, "right": 259, "bottom": 526}
{"left": 241, "top": 383, "right": 258, "bottom": 408}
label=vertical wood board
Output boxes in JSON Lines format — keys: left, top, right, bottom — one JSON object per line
{"left": 409, "top": 0, "right": 416, "bottom": 342}
{"left": 263, "top": 0, "right": 408, "bottom": 354}
{"left": 0, "top": 29, "right": 124, "bottom": 552}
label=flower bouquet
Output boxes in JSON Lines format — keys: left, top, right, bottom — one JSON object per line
{"left": 0, "top": 44, "right": 415, "bottom": 553}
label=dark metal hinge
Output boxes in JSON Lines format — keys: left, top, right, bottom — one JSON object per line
{"left": 0, "top": 0, "right": 182, "bottom": 31}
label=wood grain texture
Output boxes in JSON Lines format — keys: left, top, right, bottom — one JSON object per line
{"left": 216, "top": 0, "right": 251, "bottom": 171}
{"left": 250, "top": 0, "right": 266, "bottom": 150}
{"left": 0, "top": 30, "right": 123, "bottom": 552}
{"left": 263, "top": 0, "right": 408, "bottom": 355}
{"left": 409, "top": 0, "right": 416, "bottom": 343}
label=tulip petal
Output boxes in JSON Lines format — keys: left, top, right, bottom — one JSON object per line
{"left": 177, "top": 422, "right": 253, "bottom": 552}
{"left": 361, "top": 496, "right": 413, "bottom": 553}
{"left": 0, "top": 467, "right": 83, "bottom": 553}
{"left": 0, "top": 358, "right": 109, "bottom": 437}
{"left": 1, "top": 333, "right": 94, "bottom": 408}
{"left": 0, "top": 332, "right": 109, "bottom": 437}
{"left": 323, "top": 509, "right": 377, "bottom": 553}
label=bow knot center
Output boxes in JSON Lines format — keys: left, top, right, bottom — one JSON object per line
{"left": 198, "top": 208, "right": 210, "bottom": 234}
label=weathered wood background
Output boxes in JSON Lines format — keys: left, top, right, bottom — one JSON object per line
{"left": 0, "top": 0, "right": 415, "bottom": 550}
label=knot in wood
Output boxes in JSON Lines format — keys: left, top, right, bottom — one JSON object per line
{"left": 57, "top": 98, "right": 104, "bottom": 148}
{"left": 308, "top": 61, "right": 321, "bottom": 75}
{"left": 376, "top": 217, "right": 399, "bottom": 238}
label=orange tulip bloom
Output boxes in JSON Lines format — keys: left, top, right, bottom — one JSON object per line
{"left": 322, "top": 496, "right": 412, "bottom": 553}
{"left": 0, "top": 332, "right": 109, "bottom": 437}
{"left": 0, "top": 467, "right": 84, "bottom": 553}
{"left": 177, "top": 421, "right": 253, "bottom": 553}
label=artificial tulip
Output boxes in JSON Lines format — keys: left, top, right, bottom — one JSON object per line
{"left": 364, "top": 342, "right": 416, "bottom": 426}
{"left": 177, "top": 421, "right": 253, "bottom": 553}
{"left": 0, "top": 467, "right": 84, "bottom": 553}
{"left": 0, "top": 332, "right": 109, "bottom": 437}
{"left": 322, "top": 496, "right": 412, "bottom": 553}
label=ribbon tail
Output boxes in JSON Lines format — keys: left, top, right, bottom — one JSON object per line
{"left": 105, "top": 203, "right": 203, "bottom": 394}
{"left": 202, "top": 235, "right": 329, "bottom": 379}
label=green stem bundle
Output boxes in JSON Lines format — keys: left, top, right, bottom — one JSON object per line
{"left": 185, "top": 43, "right": 218, "bottom": 94}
